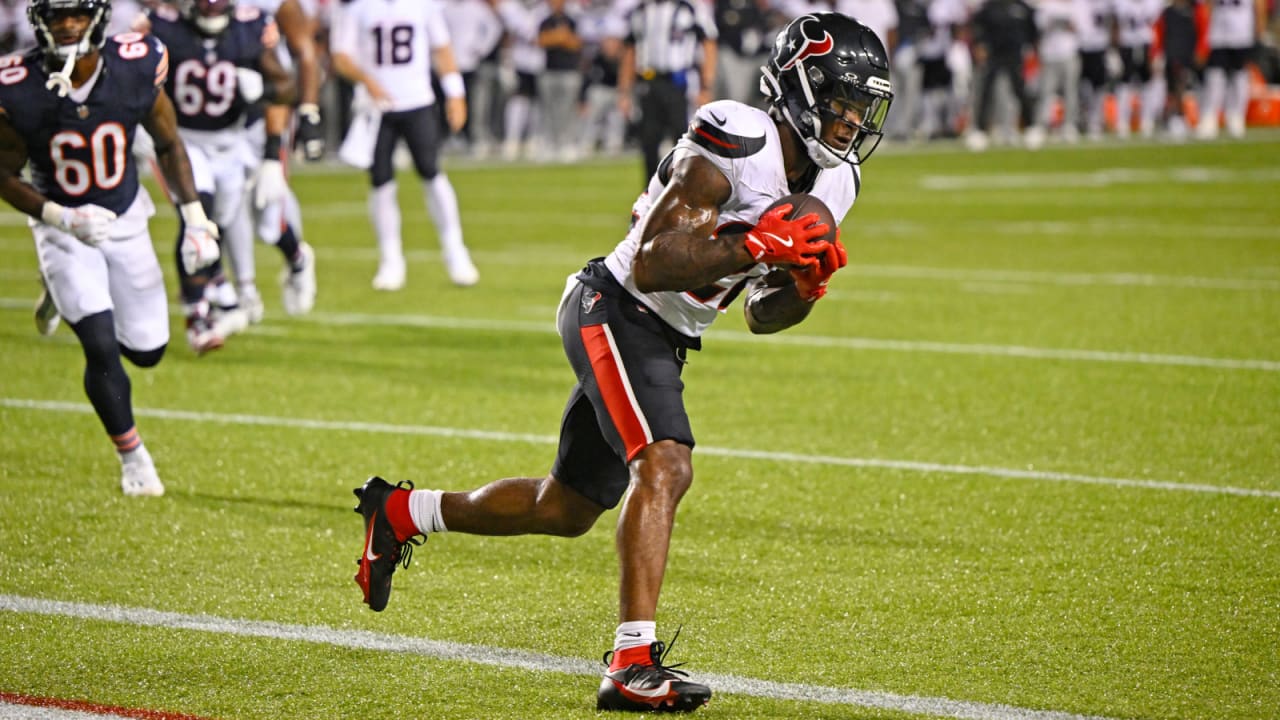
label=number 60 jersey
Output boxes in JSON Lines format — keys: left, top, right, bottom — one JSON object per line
{"left": 0, "top": 34, "right": 168, "bottom": 216}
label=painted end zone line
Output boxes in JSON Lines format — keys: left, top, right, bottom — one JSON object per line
{"left": 0, "top": 594, "right": 1117, "bottom": 720}
{"left": 4, "top": 398, "right": 1277, "bottom": 499}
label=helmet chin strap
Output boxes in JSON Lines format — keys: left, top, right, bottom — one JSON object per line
{"left": 45, "top": 44, "right": 82, "bottom": 98}
{"left": 784, "top": 105, "right": 845, "bottom": 170}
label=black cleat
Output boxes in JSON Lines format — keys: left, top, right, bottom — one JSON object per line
{"left": 596, "top": 634, "right": 711, "bottom": 713}
{"left": 353, "top": 476, "right": 422, "bottom": 612}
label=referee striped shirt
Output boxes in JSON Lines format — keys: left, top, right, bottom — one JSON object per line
{"left": 624, "top": 0, "right": 718, "bottom": 75}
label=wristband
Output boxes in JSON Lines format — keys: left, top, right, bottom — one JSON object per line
{"left": 440, "top": 72, "right": 465, "bottom": 99}
{"left": 264, "top": 134, "right": 283, "bottom": 160}
{"left": 179, "top": 201, "right": 209, "bottom": 226}
{"left": 40, "top": 200, "right": 66, "bottom": 226}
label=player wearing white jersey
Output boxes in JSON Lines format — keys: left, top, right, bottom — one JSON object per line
{"left": 1076, "top": 0, "right": 1112, "bottom": 139}
{"left": 1197, "top": 0, "right": 1266, "bottom": 139}
{"left": 346, "top": 13, "right": 892, "bottom": 714}
{"left": 1112, "top": 0, "right": 1164, "bottom": 138}
{"left": 331, "top": 0, "right": 478, "bottom": 290}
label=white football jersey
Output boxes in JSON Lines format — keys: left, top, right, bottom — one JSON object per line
{"left": 604, "top": 100, "right": 862, "bottom": 338}
{"left": 1207, "top": 0, "right": 1257, "bottom": 49}
{"left": 1076, "top": 0, "right": 1112, "bottom": 52}
{"left": 1114, "top": 0, "right": 1160, "bottom": 48}
{"left": 330, "top": 0, "right": 454, "bottom": 111}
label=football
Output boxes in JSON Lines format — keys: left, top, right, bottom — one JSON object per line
{"left": 765, "top": 193, "right": 838, "bottom": 251}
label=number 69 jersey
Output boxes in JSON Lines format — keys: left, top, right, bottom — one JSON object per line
{"left": 0, "top": 34, "right": 168, "bottom": 216}
{"left": 603, "top": 99, "right": 862, "bottom": 339}
{"left": 147, "top": 4, "right": 279, "bottom": 133}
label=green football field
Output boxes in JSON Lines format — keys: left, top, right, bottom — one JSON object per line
{"left": 1, "top": 134, "right": 1277, "bottom": 720}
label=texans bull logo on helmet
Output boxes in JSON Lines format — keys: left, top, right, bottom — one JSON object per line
{"left": 778, "top": 17, "right": 834, "bottom": 72}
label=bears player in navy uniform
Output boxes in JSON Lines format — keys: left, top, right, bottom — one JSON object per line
{"left": 347, "top": 12, "right": 893, "bottom": 713}
{"left": 0, "top": 0, "right": 221, "bottom": 496}
{"left": 146, "top": 0, "right": 295, "bottom": 353}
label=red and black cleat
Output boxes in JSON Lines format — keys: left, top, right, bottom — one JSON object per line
{"left": 596, "top": 635, "right": 711, "bottom": 713}
{"left": 353, "top": 476, "right": 421, "bottom": 612}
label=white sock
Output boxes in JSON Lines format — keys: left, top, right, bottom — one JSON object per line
{"left": 120, "top": 443, "right": 152, "bottom": 468}
{"left": 614, "top": 621, "right": 656, "bottom": 651}
{"left": 407, "top": 489, "right": 447, "bottom": 534}
{"left": 369, "top": 182, "right": 402, "bottom": 268}
{"left": 424, "top": 174, "right": 465, "bottom": 257}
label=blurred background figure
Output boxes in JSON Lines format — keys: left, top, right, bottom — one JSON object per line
{"left": 1026, "top": 0, "right": 1081, "bottom": 148}
{"left": 537, "top": 0, "right": 584, "bottom": 162}
{"left": 617, "top": 0, "right": 718, "bottom": 182}
{"left": 1154, "top": 0, "right": 1208, "bottom": 142}
{"left": 964, "top": 0, "right": 1037, "bottom": 151}
{"left": 1113, "top": 0, "right": 1164, "bottom": 139}
{"left": 577, "top": 0, "right": 627, "bottom": 157}
{"left": 1076, "top": 0, "right": 1114, "bottom": 140}
{"left": 1196, "top": 0, "right": 1266, "bottom": 139}
{"left": 445, "top": 0, "right": 506, "bottom": 157}
{"left": 915, "top": 0, "right": 967, "bottom": 142}
{"left": 495, "top": 0, "right": 543, "bottom": 161}
{"left": 712, "top": 0, "right": 770, "bottom": 106}
{"left": 887, "top": 0, "right": 929, "bottom": 141}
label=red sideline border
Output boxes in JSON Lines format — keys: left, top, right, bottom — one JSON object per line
{"left": 0, "top": 691, "right": 217, "bottom": 720}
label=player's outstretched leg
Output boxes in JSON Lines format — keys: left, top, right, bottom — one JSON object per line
{"left": 597, "top": 634, "right": 712, "bottom": 713}
{"left": 353, "top": 476, "right": 425, "bottom": 611}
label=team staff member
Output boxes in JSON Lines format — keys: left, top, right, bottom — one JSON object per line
{"left": 617, "top": 0, "right": 718, "bottom": 182}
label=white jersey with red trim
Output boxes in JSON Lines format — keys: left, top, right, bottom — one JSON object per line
{"left": 330, "top": 0, "right": 453, "bottom": 111}
{"left": 603, "top": 100, "right": 861, "bottom": 339}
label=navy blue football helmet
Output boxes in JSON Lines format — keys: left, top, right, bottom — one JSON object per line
{"left": 27, "top": 0, "right": 113, "bottom": 66}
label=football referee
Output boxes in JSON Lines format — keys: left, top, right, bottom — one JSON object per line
{"left": 617, "top": 0, "right": 718, "bottom": 181}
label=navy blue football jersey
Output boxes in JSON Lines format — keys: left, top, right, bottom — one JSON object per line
{"left": 147, "top": 5, "right": 278, "bottom": 132}
{"left": 0, "top": 34, "right": 167, "bottom": 215}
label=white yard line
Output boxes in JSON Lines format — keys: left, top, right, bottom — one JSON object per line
{"left": 0, "top": 594, "right": 1119, "bottom": 720}
{"left": 3, "top": 297, "right": 1275, "bottom": 371}
{"left": 297, "top": 310, "right": 1280, "bottom": 372}
{"left": 3, "top": 398, "right": 1276, "bottom": 499}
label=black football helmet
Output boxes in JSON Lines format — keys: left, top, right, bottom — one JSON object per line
{"left": 760, "top": 12, "right": 894, "bottom": 167}
{"left": 28, "top": 0, "right": 113, "bottom": 66}
{"left": 176, "top": 0, "right": 237, "bottom": 36}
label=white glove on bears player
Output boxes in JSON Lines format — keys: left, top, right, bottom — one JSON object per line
{"left": 41, "top": 201, "right": 117, "bottom": 246}
{"left": 179, "top": 201, "right": 221, "bottom": 275}
{"left": 249, "top": 158, "right": 287, "bottom": 210}
{"left": 235, "top": 67, "right": 265, "bottom": 103}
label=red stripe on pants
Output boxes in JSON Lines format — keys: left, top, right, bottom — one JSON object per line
{"left": 580, "top": 324, "right": 649, "bottom": 460}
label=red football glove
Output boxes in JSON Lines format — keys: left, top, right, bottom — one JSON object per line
{"left": 790, "top": 231, "right": 847, "bottom": 302}
{"left": 743, "top": 204, "right": 831, "bottom": 269}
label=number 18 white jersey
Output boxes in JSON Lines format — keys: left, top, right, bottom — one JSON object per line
{"left": 330, "top": 0, "right": 453, "bottom": 111}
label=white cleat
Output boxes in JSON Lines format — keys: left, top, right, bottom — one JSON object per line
{"left": 1225, "top": 115, "right": 1246, "bottom": 139}
{"left": 212, "top": 306, "right": 251, "bottom": 338}
{"left": 185, "top": 309, "right": 224, "bottom": 356}
{"left": 34, "top": 282, "right": 60, "bottom": 336}
{"left": 280, "top": 241, "right": 317, "bottom": 315}
{"left": 372, "top": 263, "right": 406, "bottom": 292}
{"left": 1023, "top": 125, "right": 1046, "bottom": 151}
{"left": 963, "top": 130, "right": 988, "bottom": 153}
{"left": 445, "top": 249, "right": 479, "bottom": 287}
{"left": 240, "top": 287, "right": 265, "bottom": 325}
{"left": 121, "top": 460, "right": 164, "bottom": 497}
